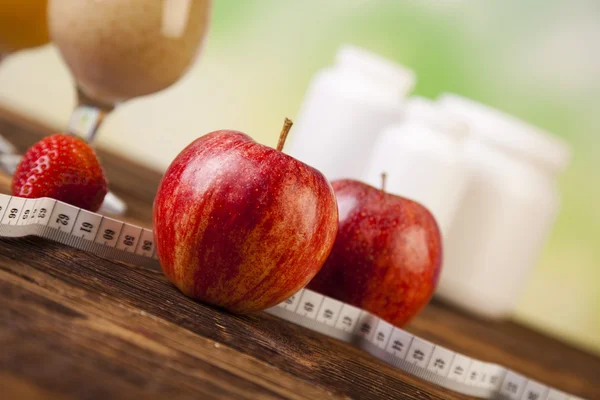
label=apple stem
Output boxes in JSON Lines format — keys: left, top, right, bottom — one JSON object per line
{"left": 381, "top": 172, "right": 387, "bottom": 192}
{"left": 276, "top": 118, "right": 294, "bottom": 152}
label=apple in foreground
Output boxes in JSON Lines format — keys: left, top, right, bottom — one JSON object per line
{"left": 308, "top": 178, "right": 442, "bottom": 327}
{"left": 153, "top": 119, "right": 338, "bottom": 313}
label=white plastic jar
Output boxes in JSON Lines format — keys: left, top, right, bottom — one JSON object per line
{"left": 363, "top": 97, "right": 470, "bottom": 236}
{"left": 286, "top": 45, "right": 415, "bottom": 181}
{"left": 436, "top": 94, "right": 571, "bottom": 319}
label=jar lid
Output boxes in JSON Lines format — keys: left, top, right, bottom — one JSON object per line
{"left": 336, "top": 45, "right": 416, "bottom": 98}
{"left": 405, "top": 96, "right": 469, "bottom": 141}
{"left": 438, "top": 94, "right": 571, "bottom": 172}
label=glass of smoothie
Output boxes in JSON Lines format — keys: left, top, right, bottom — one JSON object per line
{"left": 0, "top": 0, "right": 50, "bottom": 170}
{"left": 48, "top": 0, "right": 211, "bottom": 213}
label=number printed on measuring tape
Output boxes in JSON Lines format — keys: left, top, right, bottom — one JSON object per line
{"left": 448, "top": 354, "right": 472, "bottom": 383}
{"left": 0, "top": 195, "right": 587, "bottom": 400}
{"left": 2, "top": 197, "right": 26, "bottom": 226}
{"left": 466, "top": 360, "right": 485, "bottom": 387}
{"left": 73, "top": 209, "right": 103, "bottom": 240}
{"left": 136, "top": 229, "right": 155, "bottom": 257}
{"left": 335, "top": 303, "right": 361, "bottom": 333}
{"left": 355, "top": 311, "right": 378, "bottom": 342}
{"left": 521, "top": 380, "right": 550, "bottom": 400}
{"left": 407, "top": 337, "right": 434, "bottom": 368}
{"left": 48, "top": 201, "right": 80, "bottom": 232}
{"left": 483, "top": 364, "right": 505, "bottom": 390}
{"left": 500, "top": 371, "right": 527, "bottom": 399}
{"left": 372, "top": 318, "right": 393, "bottom": 349}
{"left": 385, "top": 325, "right": 413, "bottom": 359}
{"left": 279, "top": 292, "right": 301, "bottom": 312}
{"left": 116, "top": 224, "right": 142, "bottom": 252}
{"left": 16, "top": 199, "right": 38, "bottom": 226}
{"left": 33, "top": 198, "right": 57, "bottom": 226}
{"left": 297, "top": 289, "right": 323, "bottom": 319}
{"left": 427, "top": 345, "right": 454, "bottom": 377}
{"left": 95, "top": 216, "right": 123, "bottom": 247}
{"left": 315, "top": 296, "right": 344, "bottom": 327}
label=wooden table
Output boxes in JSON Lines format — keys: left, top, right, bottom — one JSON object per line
{"left": 0, "top": 108, "right": 597, "bottom": 400}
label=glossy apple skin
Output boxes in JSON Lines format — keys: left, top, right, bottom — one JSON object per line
{"left": 308, "top": 179, "right": 442, "bottom": 327}
{"left": 153, "top": 130, "right": 338, "bottom": 313}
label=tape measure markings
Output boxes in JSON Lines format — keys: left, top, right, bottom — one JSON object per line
{"left": 0, "top": 193, "right": 586, "bottom": 400}
{"left": 0, "top": 194, "right": 157, "bottom": 268}
{"left": 74, "top": 208, "right": 104, "bottom": 241}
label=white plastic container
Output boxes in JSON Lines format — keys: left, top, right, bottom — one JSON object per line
{"left": 363, "top": 97, "right": 470, "bottom": 236}
{"left": 286, "top": 45, "right": 415, "bottom": 181}
{"left": 436, "top": 94, "right": 571, "bottom": 319}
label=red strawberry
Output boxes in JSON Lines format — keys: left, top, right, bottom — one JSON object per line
{"left": 12, "top": 133, "right": 108, "bottom": 212}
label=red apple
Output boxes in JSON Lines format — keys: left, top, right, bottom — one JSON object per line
{"left": 153, "top": 120, "right": 338, "bottom": 313}
{"left": 308, "top": 178, "right": 442, "bottom": 327}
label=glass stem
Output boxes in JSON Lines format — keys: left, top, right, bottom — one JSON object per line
{"left": 68, "top": 86, "right": 114, "bottom": 144}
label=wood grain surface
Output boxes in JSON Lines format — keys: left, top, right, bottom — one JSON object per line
{"left": 0, "top": 108, "right": 597, "bottom": 399}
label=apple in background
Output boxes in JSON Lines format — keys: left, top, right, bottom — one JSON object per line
{"left": 153, "top": 119, "right": 338, "bottom": 313}
{"left": 308, "top": 178, "right": 442, "bottom": 327}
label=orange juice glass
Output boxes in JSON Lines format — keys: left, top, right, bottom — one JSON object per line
{"left": 0, "top": 0, "right": 49, "bottom": 55}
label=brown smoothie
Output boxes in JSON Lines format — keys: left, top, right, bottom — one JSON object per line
{"left": 48, "top": 0, "right": 211, "bottom": 104}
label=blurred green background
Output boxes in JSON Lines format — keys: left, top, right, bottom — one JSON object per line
{"left": 0, "top": 0, "right": 598, "bottom": 353}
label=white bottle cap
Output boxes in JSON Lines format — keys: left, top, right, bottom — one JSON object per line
{"left": 404, "top": 96, "right": 440, "bottom": 121}
{"left": 404, "top": 96, "right": 469, "bottom": 141}
{"left": 438, "top": 94, "right": 571, "bottom": 173}
{"left": 336, "top": 45, "right": 416, "bottom": 98}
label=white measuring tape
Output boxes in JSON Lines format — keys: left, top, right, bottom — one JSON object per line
{"left": 0, "top": 193, "right": 586, "bottom": 400}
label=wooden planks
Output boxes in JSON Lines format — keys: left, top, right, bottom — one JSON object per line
{"left": 0, "top": 237, "right": 462, "bottom": 399}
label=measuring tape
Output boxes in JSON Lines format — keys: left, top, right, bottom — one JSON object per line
{"left": 0, "top": 193, "right": 586, "bottom": 400}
